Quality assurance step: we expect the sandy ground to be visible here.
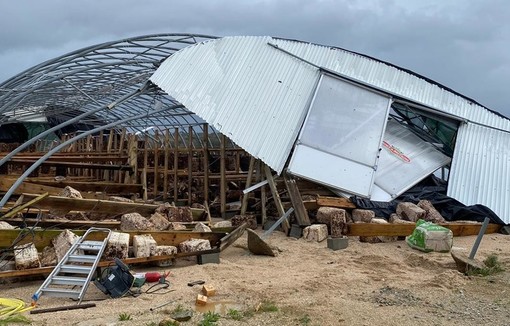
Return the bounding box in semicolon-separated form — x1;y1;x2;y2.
2;230;510;326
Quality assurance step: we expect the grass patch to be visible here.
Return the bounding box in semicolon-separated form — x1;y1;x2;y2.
118;312;132;321
227;308;244;321
299;314;312;325
198;311;220;326
0;314;32;325
468;254;505;276
158;320;179;326
258;300;278;312
171;304;184;314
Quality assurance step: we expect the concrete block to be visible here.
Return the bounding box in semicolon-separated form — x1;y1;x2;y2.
303;224;328;242
396;202;426;222
231;215;257;230
327;236;349;250
197;252;220;265
179;238;211;253
14;243;41;270
352;209;375;223
193;222;212;232
289;224;302;239
104;231;130;259
52;229;80;262
120;212;154;231
133;234;158;258
149;212;170;231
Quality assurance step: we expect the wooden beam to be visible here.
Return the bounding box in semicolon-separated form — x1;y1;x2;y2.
163;129;170;200
1;192;49;219
188;126;193;205
19;180;143;194
264;165;289;234
203;124;209;203
7;160;133;171
142;134;149;201
173;127;179;202
283;173;310;226
220;134;226;219
17;194;205;219
154;130;159;199
317;195;357;209
240;157;255;215
346;222;502;237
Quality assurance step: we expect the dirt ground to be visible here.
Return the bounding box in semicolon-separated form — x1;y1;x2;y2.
2;230;510;326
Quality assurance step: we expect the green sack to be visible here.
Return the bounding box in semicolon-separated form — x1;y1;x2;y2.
406;219;453;252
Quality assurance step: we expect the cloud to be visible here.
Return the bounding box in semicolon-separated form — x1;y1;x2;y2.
0;0;508;115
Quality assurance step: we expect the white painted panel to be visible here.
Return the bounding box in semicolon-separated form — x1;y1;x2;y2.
289;74;390;197
371;120;451;201
288;144;375;196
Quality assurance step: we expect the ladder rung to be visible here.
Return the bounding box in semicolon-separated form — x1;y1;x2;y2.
78;241;104;250
41;288;81;299
51;276;88;286
59;265;93;274
68;254;98;263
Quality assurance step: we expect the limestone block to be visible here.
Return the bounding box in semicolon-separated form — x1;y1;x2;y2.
231;215;257;230
193;222;212;232
168;222;187;231
14;243;41;270
40;246;57;267
0;221;15;229
303;224;328;242
316;207;346;226
104;232;130;259
213;220;232;228
52;229;80;262
389;213;415;224
149;212;171;231
152;245;178;256
120;212;154;231
331;213;347;238
108;196;134;203
59;186;82;198
133;234;158;258
178;238;211;253
352;209;375;223
156;203;193;222
418;200;446;223
396;202;426;222
177;207;193;222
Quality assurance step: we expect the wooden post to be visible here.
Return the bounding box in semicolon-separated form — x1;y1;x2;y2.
142;134;148;201
126;134;138;184
240;156;255;215
163;129;170;201
173;127;179;203
104;129;114;181
203;124;209;204
283;172;310;226
188;126;193;205
264;165;289;234
220;134;226;219
117;128;127;183
261;182;267;225
154;130;159;200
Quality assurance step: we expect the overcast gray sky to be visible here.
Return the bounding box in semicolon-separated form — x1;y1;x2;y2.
1;0;508;116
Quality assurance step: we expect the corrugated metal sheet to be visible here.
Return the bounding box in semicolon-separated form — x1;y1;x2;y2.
448;123;510;223
151;36;319;173
151;36;510;220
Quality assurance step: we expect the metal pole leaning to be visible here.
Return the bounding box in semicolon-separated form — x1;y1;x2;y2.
0;83;149;168
0;104;183;209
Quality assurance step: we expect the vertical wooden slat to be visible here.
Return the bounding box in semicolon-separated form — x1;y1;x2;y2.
188;126;193;205
264;164;289;234
163;129;170;201
118;128;127;183
142;134;149;201
240;156;255;215
283;172;310;226
203;124;209;204
153;130;159;200
220;134;226;219
173;127;179;203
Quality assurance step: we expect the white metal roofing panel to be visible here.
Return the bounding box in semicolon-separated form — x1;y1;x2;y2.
272;39;510;132
448;123;510;223
150;36;319;173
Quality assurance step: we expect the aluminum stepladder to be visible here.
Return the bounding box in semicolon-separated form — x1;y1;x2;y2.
32;227;112;304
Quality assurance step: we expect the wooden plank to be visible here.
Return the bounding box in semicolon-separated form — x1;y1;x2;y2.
0;228;227;251
154;130;159;199
18;194;205;219
163;129;170;200
220;134;226;219
240;157;255;215
317;195;357;209
346;222;502;237
4;217;121;229
21;180;142;194
220;222;247;251
188;126;193;205
8;160;133;171
0;178;64;196
1;192;49;219
264;165;289;234
203;124;209;203
173;127;179;202
142;134;149;201
283;173;311;226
